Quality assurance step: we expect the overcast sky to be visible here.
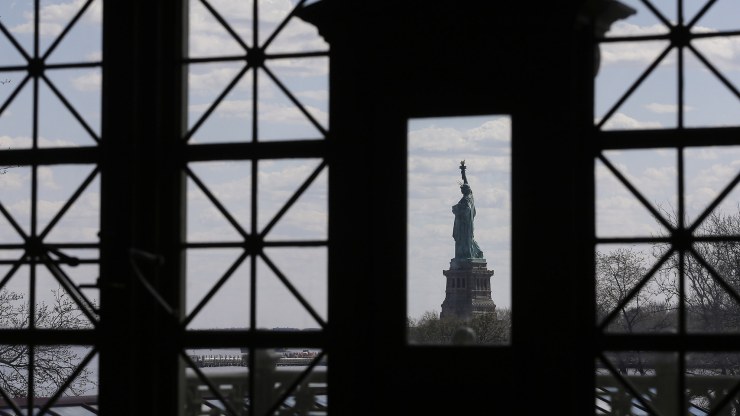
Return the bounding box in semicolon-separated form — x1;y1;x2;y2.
407;116;511;320
0;0;739;332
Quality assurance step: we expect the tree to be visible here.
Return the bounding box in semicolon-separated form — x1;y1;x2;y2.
597;210;740;412
407;309;511;345
596;247;676;336
0;287;95;398
653;210;740;333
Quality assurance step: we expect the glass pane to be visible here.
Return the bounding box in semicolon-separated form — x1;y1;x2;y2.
182;347;327;415
185;248;250;330
33;345;97;398
686;245;740;334
41;68;102;145
186;161;251;242
685;146;740;227
596;40;671;129
596;150;675;238
188;0;250;58
258;159;326;241
0;345;96;411
0;263;30;329
686;352;740;415
258;247;326;330
596;351;678;415
596;244;677;334
687;0;740;32
43;0;102;64
685;41;740;128
598;47;677;130
258;62;328;141
603;0;674;38
407;115;511;345
183;347;249;415
187;61;252;144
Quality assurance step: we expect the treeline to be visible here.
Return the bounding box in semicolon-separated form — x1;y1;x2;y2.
407;308;511;345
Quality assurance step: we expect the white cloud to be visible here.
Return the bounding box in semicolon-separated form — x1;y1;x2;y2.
465;119;511;142
188;0;327;58
10;0;101;36
409;117;511;153
37;166;58;190
71;71;100;92
260;102;327;125
0;170;24;189
189;33;245;57
0;135;78;148
644;102;694;114
189;99;328;126
85;51;101;61
600;39;670;65
189;67;243;92
409;127;466;152
690;27;740;72
600;22;740;72
296;90;327;101
188;99;240;116
267;58;329;77
606;22;669;37
687;148;719;160
600;112;663;129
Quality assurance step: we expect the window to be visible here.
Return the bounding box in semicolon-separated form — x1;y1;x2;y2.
406;115;511;346
593;0;740;413
182;1;330;414
0;1;102;413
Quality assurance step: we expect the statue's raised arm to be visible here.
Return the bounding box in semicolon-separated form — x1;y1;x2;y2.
459;160;468;185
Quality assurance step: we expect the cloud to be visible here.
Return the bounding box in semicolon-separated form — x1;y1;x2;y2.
186;160;326;242
189;99;327;126
600;22;740;72
690;27;740;72
71;71;100;92
607;22;669;37
409;118;511;153
10;0;102;37
599;112;663;129
187;0;326;58
644;103;694;114
0;135;79;148
600;40;670;66
37;166;58;190
85;51;101;61
260;102;327;125
296;90;328;101
189;67;244;92
0;170;24;190
465;119;511;142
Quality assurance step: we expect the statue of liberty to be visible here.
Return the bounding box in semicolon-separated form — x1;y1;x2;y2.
452;161;484;259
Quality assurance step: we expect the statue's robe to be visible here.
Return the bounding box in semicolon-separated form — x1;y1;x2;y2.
452;195;483;259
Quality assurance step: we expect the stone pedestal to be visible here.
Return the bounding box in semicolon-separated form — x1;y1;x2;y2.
440;258;496;321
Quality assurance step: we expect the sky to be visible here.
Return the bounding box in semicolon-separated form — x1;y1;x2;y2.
595;0;740;242
407;116;511;320
0;0;738;335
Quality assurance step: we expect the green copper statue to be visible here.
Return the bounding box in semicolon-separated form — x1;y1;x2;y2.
452;161;484;260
